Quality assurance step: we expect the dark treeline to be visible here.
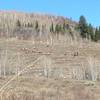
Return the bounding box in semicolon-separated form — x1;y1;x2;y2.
78;15;100;42
15;19;72;40
15;15;100;42
0;11;99;42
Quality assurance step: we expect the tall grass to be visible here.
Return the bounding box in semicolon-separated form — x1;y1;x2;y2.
72;56;98;81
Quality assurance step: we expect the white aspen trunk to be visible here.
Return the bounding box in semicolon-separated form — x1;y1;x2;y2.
3;50;7;77
87;56;98;81
43;56;48;78
16;52;20;81
44;62;48;78
0;53;2;77
50;36;53;46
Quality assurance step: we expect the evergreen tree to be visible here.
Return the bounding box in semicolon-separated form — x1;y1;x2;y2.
95;27;100;41
35;21;38;29
79;16;88;38
97;27;100;41
27;22;33;27
35;20;39;32
16;20;21;27
27;23;30;27
94;28;99;41
87;24;94;40
55;24;60;33
63;22;66;31
55;24;63;33
50;23;54;33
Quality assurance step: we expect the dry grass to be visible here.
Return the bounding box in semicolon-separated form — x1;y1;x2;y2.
0;38;100;100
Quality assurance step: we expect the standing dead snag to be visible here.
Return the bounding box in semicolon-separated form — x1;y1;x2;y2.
15;52;21;81
41;56;52;78
2;50;8;78
72;56;98;81
0;52;2;77
86;56;98;81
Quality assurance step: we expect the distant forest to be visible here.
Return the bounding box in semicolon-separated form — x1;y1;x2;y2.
0;11;99;42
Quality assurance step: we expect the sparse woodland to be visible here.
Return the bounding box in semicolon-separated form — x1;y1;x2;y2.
0;11;79;40
0;11;100;100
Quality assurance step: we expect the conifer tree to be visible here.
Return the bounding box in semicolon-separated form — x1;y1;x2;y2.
87;24;94;40
35;20;40;33
50;23;54;33
79;16;88;38
16;20;21;27
94;27;99;41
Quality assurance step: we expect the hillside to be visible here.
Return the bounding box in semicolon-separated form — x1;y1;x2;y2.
0;11;100;100
0;39;100;100
0;11;79;40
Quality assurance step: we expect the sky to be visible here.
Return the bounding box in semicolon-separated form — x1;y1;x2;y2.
0;0;100;27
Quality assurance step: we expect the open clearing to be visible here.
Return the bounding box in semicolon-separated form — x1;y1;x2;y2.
0;39;100;100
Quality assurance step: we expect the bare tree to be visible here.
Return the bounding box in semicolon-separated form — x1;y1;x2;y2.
87;56;98;81
16;52;21;81
3;50;7;77
72;56;98;81
0;52;2;77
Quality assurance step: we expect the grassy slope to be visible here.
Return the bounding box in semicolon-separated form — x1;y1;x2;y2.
0;39;100;100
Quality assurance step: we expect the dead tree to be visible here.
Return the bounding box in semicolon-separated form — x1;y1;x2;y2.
3;50;8;78
0;52;2;77
16;52;21;81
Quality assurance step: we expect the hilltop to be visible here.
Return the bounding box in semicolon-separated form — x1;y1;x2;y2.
0;11;79;40
0;11;100;100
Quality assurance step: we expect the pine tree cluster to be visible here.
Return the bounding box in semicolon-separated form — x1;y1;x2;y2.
78;15;100;42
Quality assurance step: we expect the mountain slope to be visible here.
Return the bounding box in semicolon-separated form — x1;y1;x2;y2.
0;11;79;40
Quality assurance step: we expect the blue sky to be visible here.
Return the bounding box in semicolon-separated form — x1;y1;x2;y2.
0;0;100;27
